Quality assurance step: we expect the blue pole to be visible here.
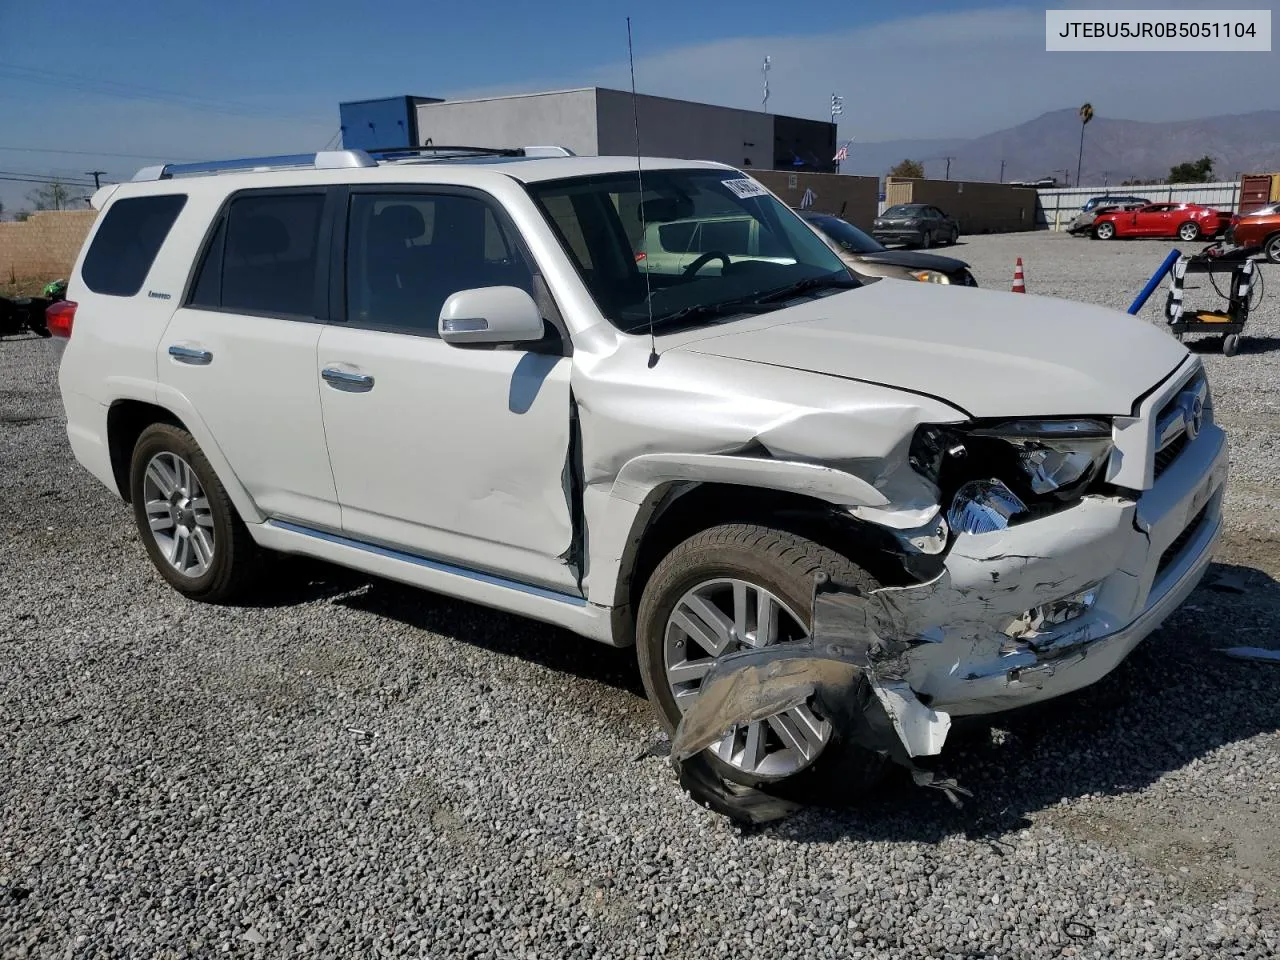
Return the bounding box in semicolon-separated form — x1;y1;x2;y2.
1128;248;1181;315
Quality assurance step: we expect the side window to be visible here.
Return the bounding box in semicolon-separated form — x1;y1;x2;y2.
187;192;324;317
699;219;751;256
223;193;324;317
81;194;187;297
345;192;536;337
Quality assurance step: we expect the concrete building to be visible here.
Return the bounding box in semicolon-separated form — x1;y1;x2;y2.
339;89;838;173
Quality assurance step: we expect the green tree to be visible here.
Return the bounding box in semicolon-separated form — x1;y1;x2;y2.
889;159;925;179
1167;156;1215;184
27;180;87;211
14;210;32;222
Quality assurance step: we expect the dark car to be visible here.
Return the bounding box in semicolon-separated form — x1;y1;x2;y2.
801;212;976;285
1081;194;1151;213
871;203;959;248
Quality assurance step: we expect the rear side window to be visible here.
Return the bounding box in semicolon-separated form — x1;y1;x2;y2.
81;195;187;297
188;191;325;318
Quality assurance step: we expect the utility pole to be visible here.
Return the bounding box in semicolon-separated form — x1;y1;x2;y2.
85;170;106;189
999;159;1006;183
1055;168;1070;187
943;156;954;180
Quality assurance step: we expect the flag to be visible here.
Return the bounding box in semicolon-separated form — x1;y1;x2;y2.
833;144;848;162
800;187;816;209
762;56;771;109
1079;102;1093;125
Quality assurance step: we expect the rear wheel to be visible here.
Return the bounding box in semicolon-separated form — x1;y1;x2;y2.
1264;233;1280;264
1223;334;1240;356
1093;222;1115;240
1178;221;1201;242
129;423;257;603
636;523;888;795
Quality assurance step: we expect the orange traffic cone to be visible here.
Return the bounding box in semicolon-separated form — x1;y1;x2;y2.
1011;257;1026;293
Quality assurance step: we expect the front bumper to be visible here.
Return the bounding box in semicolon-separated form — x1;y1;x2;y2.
873;229;926;245
878;419;1228;720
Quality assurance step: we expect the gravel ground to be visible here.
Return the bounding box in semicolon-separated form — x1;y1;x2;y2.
2;236;1278;959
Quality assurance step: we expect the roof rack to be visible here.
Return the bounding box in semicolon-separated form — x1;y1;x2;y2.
368;144;577;162
129;144;577;182
132;150;377;182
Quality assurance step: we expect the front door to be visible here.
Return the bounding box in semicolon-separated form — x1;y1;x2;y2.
316;187;579;594
1133;204;1174;236
158;187;340;529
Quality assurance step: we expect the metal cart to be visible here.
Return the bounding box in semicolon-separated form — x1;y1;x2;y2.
1164;253;1256;356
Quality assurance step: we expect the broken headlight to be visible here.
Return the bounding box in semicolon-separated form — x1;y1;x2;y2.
970;419;1113;495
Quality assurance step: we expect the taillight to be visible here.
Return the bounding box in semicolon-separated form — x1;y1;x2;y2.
46;300;77;339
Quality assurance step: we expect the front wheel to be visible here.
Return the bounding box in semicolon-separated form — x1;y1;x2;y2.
636;523;888;795
1177;221;1201;242
920;231;934;249
1093;222;1115;240
129;423;258;603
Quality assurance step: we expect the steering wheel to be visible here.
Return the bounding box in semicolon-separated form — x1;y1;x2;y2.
682;251;730;278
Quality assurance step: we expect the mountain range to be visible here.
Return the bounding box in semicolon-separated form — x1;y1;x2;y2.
845;108;1280;186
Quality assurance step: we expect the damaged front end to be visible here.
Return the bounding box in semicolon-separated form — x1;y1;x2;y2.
670;390;1229;825
670;572;967;824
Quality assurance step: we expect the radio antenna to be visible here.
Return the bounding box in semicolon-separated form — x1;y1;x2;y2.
627;16;659;368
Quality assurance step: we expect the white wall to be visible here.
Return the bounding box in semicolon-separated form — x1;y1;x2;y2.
1037;181;1243;230
415;90;600;157
594;89;774;170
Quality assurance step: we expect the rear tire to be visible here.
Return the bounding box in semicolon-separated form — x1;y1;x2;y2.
1223;334;1240;357
1178;221;1201;242
129;423;258;603
1264;233;1280;264
636;523;888;797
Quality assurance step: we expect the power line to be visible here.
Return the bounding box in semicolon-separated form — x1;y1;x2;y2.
0;63;332;126
0;145;202;161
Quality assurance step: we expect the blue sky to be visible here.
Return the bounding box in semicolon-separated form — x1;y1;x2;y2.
0;0;1276;212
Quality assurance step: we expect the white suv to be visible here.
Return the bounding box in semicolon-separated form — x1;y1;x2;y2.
55;147;1227;801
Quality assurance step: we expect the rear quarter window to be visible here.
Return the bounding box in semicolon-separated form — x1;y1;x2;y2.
80;194;188;297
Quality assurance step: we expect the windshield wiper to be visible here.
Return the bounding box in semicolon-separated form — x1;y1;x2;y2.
636;298;769;332
754;274;859;304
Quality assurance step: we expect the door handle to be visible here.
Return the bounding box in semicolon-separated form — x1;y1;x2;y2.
321;367;375;392
168;344;213;365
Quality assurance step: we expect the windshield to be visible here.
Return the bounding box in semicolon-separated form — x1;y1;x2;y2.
882;204;924;218
525;168;855;332
809;215;884;254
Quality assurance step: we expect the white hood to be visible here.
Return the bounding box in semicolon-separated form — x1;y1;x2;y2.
664;281;1187;417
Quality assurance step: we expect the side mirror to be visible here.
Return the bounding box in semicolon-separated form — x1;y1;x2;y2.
438;286;545;346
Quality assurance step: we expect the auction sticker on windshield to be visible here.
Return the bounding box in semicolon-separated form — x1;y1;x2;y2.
721;178;769;199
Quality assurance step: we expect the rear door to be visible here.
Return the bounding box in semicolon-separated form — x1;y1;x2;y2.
315;186;578;594
158;188;341;528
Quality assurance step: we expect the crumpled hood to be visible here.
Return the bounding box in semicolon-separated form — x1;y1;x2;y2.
664;281;1187;417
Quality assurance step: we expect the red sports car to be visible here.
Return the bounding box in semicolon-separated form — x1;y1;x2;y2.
1091;202;1230;242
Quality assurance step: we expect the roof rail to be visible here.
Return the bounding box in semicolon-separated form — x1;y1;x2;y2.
131;149;377;182
366;143;578;162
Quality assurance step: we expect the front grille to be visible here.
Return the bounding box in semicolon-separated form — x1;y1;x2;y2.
1154;431;1188;478
1156;504;1209;577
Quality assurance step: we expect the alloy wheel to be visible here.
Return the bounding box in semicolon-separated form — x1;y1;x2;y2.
142;452;215;578
663;577;831;779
